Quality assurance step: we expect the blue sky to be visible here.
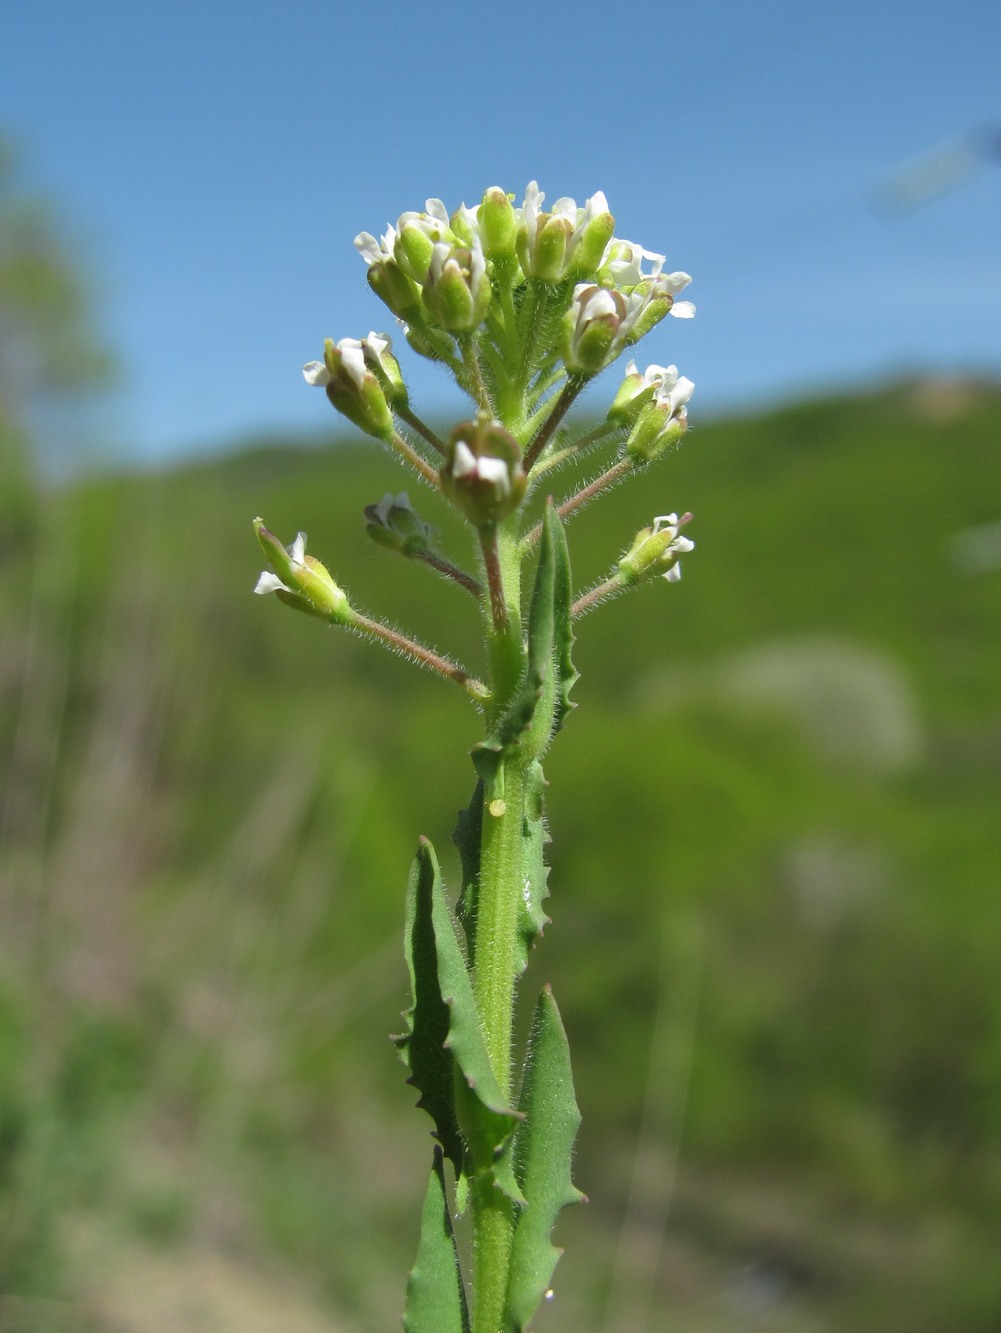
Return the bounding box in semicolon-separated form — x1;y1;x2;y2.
3;0;1000;463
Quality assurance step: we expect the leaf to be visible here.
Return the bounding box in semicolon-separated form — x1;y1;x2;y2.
396;837;522;1190
403;1148;470;1333
503;986;586;1332
472;499;571;788
396;836;464;1176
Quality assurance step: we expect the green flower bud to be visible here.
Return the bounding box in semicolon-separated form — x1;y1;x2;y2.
423;241;492;333
366;258;422;318
624;373;694;463
561;284;626;375
361;332;408;408
439;416;527;526
253;519;352;621
477;187;517;259
568;199;615;276
302;338;395;441
622;280;674;344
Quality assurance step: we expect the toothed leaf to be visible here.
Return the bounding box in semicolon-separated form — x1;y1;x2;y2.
396;837;522;1190
504;986;585;1331
403;1148;469;1333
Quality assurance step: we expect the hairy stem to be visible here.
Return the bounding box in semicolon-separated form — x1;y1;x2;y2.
396;405;447;456
348;611;488;700
389;431;441;488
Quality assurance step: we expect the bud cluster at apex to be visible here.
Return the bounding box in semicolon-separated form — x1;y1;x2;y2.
280;183;698;595
347;182;694;356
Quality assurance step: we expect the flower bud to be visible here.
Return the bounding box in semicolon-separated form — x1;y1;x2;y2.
623;371;694;462
562;283;626;374
367;258;422;318
361;332;408;408
618;513;695;585
395;199;455;282
364;492;434;557
565;191;616;277
423;240;492;332
440;416;527;526
607;360;663;426
477;186;517;259
303;338;395;441
253;520;352;621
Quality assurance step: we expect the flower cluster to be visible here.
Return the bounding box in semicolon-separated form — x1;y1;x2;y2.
263;182;699;647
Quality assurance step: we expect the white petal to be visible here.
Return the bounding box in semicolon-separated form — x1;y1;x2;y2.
669;301;696;319
653;513;679;532
289;532;307;566
339;344;368;391
302;361;331;386
477;455;510;491
452;440;478;479
254;571;286;595
672;535;695;554
354;231;383;265
665;564;683;582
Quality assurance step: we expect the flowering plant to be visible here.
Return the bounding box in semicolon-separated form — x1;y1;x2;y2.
254;183;695;1332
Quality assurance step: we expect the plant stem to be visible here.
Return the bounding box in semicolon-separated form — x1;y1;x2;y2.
470;754;528;1333
389;431;441;488
413;548;482;597
523;374;586;472
348;611;488;700
396;405;447;456
521;456;634;552
571;574;623;618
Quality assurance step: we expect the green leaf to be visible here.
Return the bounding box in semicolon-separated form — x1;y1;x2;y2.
396;836;464;1176
403;1148;470;1333
504;986;585;1332
396;837;522;1189
472;499;572;788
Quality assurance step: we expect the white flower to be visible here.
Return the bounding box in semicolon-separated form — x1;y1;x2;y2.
254;531;307;596
354;224;397;266
601;240;667;286
651;513;695;581
655;372;695;421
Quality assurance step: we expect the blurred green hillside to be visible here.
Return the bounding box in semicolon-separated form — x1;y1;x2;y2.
2;377;1001;1332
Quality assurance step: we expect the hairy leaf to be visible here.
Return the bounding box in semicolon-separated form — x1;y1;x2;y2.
403;1148;469;1333
396;837;522;1189
504;986;585;1331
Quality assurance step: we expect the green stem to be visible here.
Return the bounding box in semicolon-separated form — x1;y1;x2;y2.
396;404;447;456
523;375;586;472
388;431;441;488
470;754;528;1333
